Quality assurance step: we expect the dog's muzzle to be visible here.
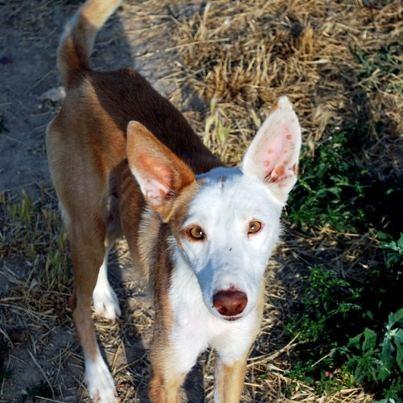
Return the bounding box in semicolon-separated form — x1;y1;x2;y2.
212;288;247;319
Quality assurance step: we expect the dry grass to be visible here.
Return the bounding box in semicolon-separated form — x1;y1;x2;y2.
1;0;402;402
164;0;402;164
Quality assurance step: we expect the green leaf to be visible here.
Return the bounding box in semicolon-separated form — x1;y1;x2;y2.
349;332;363;349
391;308;403;325
363;328;377;352
380;336;394;380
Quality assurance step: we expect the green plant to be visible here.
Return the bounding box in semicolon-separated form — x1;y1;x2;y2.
286;266;362;345
379;233;403;269
285;124;403;398
288;132;366;232
0;190;70;289
343;309;403;399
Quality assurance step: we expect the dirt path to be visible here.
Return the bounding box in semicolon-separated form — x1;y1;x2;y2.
0;1;191;402
0;0;178;195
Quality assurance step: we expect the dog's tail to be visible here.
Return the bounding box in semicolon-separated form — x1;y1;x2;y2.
57;0;122;88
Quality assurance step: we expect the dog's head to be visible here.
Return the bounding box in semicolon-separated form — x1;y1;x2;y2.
127;96;301;321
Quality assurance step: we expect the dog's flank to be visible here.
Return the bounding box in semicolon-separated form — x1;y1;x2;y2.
47;0;302;402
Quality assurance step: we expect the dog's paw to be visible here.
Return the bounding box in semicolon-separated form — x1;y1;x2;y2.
85;357;117;403
93;283;121;321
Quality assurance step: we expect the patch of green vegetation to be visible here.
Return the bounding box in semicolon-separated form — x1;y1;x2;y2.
288;132;367;232
0;190;70;289
285;121;402;398
285;257;402;399
351;44;402;93
344;310;403;395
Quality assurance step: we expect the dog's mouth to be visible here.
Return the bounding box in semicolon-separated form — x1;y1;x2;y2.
222;314;243;322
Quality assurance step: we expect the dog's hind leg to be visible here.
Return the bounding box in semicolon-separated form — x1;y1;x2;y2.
92;196;122;322
68;214;117;402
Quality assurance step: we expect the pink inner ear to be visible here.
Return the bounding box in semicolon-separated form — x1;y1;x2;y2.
155;165;176;200
259;128;295;184
261;130;288;173
137;154;174;204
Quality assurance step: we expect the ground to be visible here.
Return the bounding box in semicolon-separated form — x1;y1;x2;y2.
0;0;401;402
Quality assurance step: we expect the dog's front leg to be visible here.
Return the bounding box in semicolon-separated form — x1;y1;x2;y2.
212;289;264;403
148;322;205;403
214;353;248;403
149;367;186;403
148;344;190;403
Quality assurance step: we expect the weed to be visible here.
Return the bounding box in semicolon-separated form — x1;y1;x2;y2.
287;130;382;233
0;190;70;289
284;118;402;399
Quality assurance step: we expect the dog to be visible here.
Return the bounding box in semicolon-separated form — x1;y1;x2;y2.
46;0;302;401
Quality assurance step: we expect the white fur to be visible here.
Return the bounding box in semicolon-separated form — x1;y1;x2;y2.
93;253;121;321
175;167;281;320
85;350;116;403
58;201;71;227
164;166;282;385
168;249;260;372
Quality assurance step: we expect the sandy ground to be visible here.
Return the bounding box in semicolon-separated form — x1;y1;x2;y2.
0;1;194;402
0;0;190;192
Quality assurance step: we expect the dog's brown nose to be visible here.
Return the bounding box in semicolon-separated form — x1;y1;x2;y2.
213;289;247;317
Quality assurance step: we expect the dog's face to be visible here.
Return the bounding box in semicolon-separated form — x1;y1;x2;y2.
127;96;301;320
173;166;283;319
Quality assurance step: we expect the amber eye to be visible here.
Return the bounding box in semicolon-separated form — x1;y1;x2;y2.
187;225;206;241
248;220;262;235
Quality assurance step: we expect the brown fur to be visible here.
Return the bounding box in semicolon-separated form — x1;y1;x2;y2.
47;0;259;401
47;69;221;401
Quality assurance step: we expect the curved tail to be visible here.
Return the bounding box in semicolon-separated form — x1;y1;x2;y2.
57;0;122;88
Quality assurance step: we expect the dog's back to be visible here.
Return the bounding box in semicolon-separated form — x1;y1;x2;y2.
50;0;220;177
46;0;222;275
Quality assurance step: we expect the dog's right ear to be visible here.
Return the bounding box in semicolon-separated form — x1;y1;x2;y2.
126;121;196;222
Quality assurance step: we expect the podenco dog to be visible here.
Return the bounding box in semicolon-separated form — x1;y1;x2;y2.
46;0;301;401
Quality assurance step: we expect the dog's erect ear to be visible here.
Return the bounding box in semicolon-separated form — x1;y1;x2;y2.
126;121;196;222
241;96;301;205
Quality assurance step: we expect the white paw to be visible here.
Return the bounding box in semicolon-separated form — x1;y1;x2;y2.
85;357;117;403
93;283;121;321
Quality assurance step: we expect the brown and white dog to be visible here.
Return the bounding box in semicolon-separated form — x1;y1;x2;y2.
46;0;302;401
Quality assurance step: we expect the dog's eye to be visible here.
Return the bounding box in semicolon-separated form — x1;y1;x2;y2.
248;220;262;235
187;225;206;241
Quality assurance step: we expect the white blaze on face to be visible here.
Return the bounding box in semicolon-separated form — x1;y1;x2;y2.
176;167;282;317
175;96;301;318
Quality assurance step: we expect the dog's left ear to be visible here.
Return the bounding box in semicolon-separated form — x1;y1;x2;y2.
126;121;196;222
241;96;301;205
